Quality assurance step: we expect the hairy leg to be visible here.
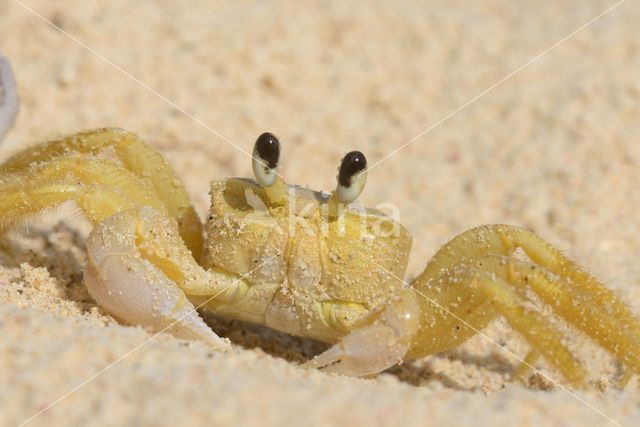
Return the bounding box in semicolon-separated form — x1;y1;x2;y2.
0;128;203;259
417;225;639;340
476;269;587;385
0;156;164;228
410;246;640;384
410;256;588;384
504;258;640;376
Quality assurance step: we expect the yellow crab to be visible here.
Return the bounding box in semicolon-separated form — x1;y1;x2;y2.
1;128;639;385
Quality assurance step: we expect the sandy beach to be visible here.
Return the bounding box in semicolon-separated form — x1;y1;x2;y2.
1;1;640;425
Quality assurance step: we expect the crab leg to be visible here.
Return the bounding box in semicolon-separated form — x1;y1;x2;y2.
407;257;586;383
409;250;640;384
0;156;165;229
418;225;640;340
0;128;203;259
474;270;587;384
301;288;420;377
504;258;640;376
409;225;640;377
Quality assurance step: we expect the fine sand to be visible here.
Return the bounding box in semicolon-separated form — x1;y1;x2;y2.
1;1;640;426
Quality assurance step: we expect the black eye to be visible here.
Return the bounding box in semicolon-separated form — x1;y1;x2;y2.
338;151;367;187
336;150;367;203
252;132;281;186
254;132;280;169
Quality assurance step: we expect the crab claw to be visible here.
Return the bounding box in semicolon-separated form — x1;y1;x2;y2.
85;207;229;350
302;288;420;377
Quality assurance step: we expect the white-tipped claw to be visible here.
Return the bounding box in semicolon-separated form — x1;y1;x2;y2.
85;208;229;350
301;324;409;376
301;288;419;376
0;53;19;142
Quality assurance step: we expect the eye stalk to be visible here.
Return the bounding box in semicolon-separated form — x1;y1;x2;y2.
336;150;367;204
252;132;286;205
252;132;280;186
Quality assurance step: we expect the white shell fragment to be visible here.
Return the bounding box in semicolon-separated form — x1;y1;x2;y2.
0;53;19;142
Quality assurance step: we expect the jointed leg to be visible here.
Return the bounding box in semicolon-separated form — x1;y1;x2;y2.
410;236;640;384
506;259;640;376
476;267;587;384
513;350;541;380
0;150;247;347
410;256;588;384
410;225;640;380
0;128;203;259
406;282;496;358
418;225;640;341
0;156;165;228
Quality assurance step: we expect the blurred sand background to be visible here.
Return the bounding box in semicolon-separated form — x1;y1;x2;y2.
1;0;640;425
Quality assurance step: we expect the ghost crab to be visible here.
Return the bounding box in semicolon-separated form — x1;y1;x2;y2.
1;128;639;386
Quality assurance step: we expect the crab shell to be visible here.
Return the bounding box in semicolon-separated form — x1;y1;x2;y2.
199;178;412;343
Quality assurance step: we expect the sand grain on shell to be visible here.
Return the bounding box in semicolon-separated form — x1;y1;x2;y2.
1;1;640;426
